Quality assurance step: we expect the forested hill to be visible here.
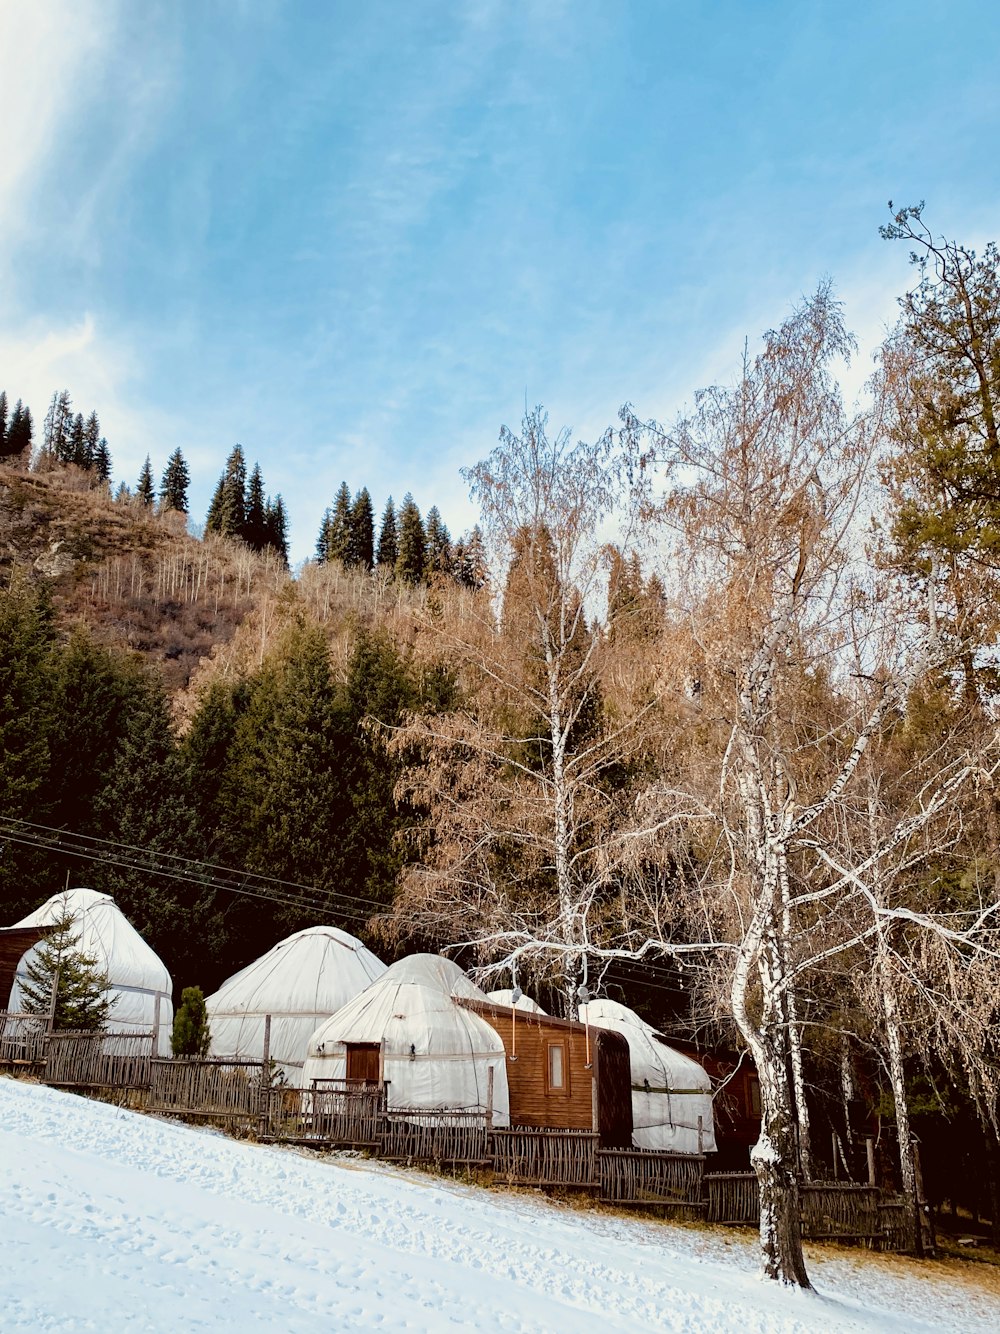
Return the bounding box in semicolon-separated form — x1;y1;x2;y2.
0;457;467;994
0;463;285;691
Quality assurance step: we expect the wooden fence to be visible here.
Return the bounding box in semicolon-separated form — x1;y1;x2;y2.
381;1110;491;1166
0;1011;47;1067
598;1147;705;1208
264;1080;388;1147
146;1058;268;1128
492;1128;599;1187
45;1031;153;1090
706;1172;914;1250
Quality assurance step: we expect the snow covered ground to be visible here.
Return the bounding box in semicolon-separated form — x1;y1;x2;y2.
1;1078;996;1333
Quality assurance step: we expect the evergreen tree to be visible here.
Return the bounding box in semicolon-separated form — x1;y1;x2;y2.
243;463;268;550
316;508;332;562
0;576;55;822
93;438;112;484
18;902;114;1032
11;403;33;460
68;412;86;466
376;496;398;570
171;986;212;1057
114;480;131;503
264;495;289;565
92;669;198;964
322;482;352;564
44;629;134;838
205;445;247;538
395;493;425;583
42;390;72;465
159;447;189;512
349;487;375;569
83;412;100;468
454;525;487;590
136;455;155;506
424;505;452;577
0;389;7;451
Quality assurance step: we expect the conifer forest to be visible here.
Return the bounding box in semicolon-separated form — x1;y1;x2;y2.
3;207;1000;1274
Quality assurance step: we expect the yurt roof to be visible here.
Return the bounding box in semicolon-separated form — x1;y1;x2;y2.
12;888;171;995
579;998;710;1092
206;925;386;1019
486;988;546;1014
307;954;501;1057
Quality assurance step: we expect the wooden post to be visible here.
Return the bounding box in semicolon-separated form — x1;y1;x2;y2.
912;1138;936;1257
698;1115;704;1156
866;1136;876;1187
258;1014;272;1137
485;1065;494;1129
152;992;162;1058
832;1131;838;1179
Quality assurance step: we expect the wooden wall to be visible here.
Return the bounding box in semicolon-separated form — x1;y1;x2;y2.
460;999;631;1146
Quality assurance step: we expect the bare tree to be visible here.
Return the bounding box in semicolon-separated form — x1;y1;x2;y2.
387;408;648;1014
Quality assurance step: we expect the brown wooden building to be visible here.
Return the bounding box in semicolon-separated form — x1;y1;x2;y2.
458;998;633;1147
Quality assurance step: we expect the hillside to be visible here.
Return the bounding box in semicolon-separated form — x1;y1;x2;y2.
2;1077;996;1332
0;463;294;691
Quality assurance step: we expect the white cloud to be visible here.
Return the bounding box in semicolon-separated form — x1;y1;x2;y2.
0;2;116;257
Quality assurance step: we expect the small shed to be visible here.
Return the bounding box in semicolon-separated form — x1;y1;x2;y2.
579;998;716;1154
8;888;173;1055
205;925;387;1085
301;954;511;1126
458;997;633;1148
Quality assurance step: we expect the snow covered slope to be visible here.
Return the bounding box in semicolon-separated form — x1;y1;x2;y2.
0;1078;994;1332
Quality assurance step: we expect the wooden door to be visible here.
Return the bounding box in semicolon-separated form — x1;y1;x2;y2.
345;1042;381;1084
595;1029;633;1148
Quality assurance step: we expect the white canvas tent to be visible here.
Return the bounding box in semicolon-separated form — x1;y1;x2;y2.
302;954;510;1126
579;998;716;1154
205;926;387;1084
486;988;546;1014
8;888;173;1056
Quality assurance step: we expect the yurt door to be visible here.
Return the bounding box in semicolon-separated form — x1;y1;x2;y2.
595;1030;633;1148
345;1042;381;1085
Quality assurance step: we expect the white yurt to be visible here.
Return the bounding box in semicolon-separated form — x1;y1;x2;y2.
9;887;173;1055
205;925;387;1084
579;998;716;1154
302;953;511;1125
486;988;547;1014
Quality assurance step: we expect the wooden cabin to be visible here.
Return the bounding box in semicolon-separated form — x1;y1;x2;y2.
458;998;633;1147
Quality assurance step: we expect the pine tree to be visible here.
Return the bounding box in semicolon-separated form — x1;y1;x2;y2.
454;525;488;590
5;403;33;463
159;447;189;512
205;445;247;538
136;455;155;506
424;505;452;577
264;495;289;565
322;482;352;564
82;412;100;469
92;669;197;961
243;463;268;550
171;986;211;1057
18;902;114;1031
395;493;425;584
0;390;7;451
93;438;112;484
42;390;72;465
376;496;398;570
68;412;86;466
349;487;375;569
316;508;332;562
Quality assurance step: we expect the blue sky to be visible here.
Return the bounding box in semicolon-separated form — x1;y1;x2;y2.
2;0;999;563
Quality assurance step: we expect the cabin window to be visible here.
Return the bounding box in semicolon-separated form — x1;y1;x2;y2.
345;1042;381;1084
546;1041;568;1092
